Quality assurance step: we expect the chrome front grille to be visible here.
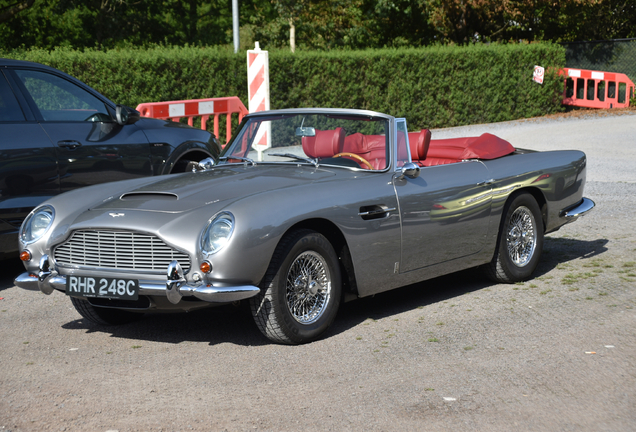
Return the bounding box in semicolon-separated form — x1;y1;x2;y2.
54;230;190;272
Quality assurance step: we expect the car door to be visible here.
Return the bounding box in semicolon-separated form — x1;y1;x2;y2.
393;119;493;272
0;70;60;254
9;68;153;192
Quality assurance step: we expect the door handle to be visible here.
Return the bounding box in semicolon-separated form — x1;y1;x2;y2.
358;205;396;220
477;179;495;186
57;140;82;150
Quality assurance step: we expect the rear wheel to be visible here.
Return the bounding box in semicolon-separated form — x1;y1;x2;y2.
486;193;544;283
250;229;342;344
70;296;144;325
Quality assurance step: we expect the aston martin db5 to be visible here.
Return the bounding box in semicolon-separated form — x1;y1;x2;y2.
14;108;594;344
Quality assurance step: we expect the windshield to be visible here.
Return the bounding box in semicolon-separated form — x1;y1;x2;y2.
221;113;390;170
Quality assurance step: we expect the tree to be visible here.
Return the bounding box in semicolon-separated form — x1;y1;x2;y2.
0;0;35;24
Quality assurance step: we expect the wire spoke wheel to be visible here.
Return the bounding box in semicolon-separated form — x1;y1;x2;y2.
286;251;331;324
506;206;537;267
485;193;544;283
250;229;342;344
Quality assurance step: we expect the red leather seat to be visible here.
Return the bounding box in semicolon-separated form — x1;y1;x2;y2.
302;128;345;158
408;129;431;166
342;133;387;169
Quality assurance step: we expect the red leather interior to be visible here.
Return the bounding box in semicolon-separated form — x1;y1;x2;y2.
302;128;513;169
302;127;345;158
342;133;387;169
408;129;431;165
418;133;514;167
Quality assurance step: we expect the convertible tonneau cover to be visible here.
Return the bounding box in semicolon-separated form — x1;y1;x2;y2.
408;130;516;167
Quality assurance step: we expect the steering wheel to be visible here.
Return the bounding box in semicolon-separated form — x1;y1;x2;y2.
332;152;373;170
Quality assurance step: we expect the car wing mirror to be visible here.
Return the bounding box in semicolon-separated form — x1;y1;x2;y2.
116;105;141;126
396;162;420;180
194;157;216;172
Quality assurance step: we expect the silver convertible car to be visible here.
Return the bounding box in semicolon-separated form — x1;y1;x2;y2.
14;108;594;344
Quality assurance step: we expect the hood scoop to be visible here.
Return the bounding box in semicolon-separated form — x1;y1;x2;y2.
120;192;178;201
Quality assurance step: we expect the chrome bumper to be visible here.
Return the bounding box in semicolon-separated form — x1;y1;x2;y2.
562;197;595;219
14;256;260;305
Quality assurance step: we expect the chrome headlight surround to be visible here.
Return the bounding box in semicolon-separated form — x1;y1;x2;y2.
19;205;55;245
200;212;235;256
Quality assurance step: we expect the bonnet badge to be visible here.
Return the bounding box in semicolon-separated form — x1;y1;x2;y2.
109;212;125;217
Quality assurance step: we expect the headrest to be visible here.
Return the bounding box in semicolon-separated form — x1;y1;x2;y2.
302;128;345;158
408;129;431;161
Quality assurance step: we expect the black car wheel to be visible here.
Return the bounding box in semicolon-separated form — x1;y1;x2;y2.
486;192;544;283
250;229;342;344
70;296;144;325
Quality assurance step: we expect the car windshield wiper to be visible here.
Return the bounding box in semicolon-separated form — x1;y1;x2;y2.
269;153;318;167
218;156;256;166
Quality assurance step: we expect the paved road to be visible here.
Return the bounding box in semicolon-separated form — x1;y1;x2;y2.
1;111;635;431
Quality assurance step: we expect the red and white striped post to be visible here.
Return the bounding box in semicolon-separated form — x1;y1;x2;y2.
247;42;271;160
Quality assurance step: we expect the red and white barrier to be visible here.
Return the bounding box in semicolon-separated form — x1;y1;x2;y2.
247;42;271;159
136;96;248;146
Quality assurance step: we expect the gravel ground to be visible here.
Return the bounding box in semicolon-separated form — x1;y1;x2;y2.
1;111;635;432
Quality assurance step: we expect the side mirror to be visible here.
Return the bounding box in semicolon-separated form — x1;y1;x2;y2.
194;157;216;172
396;162;420;180
116;105;140;126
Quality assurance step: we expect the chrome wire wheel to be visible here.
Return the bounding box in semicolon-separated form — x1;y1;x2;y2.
285;251;332;325
506;206;537;267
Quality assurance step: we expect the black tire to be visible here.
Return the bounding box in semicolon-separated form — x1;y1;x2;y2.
250;229;342;345
485;193;544;283
70;296;144;326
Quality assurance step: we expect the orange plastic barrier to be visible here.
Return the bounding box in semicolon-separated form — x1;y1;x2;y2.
561;68;635;109
136;97;249;145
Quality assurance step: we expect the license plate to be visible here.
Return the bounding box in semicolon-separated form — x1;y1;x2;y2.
66;276;139;300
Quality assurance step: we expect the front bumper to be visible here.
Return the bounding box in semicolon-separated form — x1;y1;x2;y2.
14;255;260;305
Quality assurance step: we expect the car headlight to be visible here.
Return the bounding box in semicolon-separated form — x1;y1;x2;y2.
200;212;234;255
20;205;55;244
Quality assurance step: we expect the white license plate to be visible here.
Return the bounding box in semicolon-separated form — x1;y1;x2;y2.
66;276;139;300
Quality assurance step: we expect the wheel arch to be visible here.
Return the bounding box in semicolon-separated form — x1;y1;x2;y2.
283;218;359;300
509;186;547;232
164;141;215;174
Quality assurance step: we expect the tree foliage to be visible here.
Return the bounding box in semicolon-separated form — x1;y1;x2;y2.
0;0;634;51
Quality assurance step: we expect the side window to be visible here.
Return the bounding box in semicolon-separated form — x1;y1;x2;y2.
14;69;110;122
0;74;26;121
395;119;410;168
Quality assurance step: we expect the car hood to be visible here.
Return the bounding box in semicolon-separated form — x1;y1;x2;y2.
91;164;337;213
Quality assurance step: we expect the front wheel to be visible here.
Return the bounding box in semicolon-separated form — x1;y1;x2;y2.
485;193;544;283
250;229;342;344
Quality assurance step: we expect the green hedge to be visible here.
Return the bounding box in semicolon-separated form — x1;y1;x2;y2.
2;43;565;129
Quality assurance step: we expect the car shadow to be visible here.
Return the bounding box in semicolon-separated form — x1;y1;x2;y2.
326;236;609;340
60;237;608;346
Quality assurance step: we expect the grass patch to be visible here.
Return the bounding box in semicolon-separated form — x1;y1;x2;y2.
428;338;439;342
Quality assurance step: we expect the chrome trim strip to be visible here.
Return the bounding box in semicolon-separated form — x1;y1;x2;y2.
562;197;595;219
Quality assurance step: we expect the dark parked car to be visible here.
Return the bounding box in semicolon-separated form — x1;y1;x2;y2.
0;59;220;258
